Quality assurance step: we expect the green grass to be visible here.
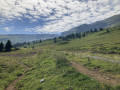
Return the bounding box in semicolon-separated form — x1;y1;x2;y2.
0;48;37;90
55;26;120;53
0;56;24;90
16;50;113;90
1;26;120;90
20;25;120;81
31;26;120;54
67;53;120;75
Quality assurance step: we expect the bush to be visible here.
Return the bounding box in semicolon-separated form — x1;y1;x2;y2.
14;48;20;51
55;54;69;68
16;72;22;76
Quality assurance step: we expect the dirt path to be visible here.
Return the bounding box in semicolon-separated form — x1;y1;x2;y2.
67;51;120;63
52;50;120;63
71;61;120;86
83;55;120;63
5;60;30;90
0;52;37;58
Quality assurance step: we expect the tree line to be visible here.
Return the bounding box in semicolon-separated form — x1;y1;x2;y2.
10;27;108;48
0;40;12;52
53;28;105;43
13;39;42;48
15;28;105;46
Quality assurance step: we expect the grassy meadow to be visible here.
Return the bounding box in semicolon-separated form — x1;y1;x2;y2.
0;26;120;90
16;50;114;90
32;26;120;54
55;26;120;53
0;55;24;90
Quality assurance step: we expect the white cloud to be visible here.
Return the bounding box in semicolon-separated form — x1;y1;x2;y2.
4;27;14;32
114;5;120;11
0;0;120;34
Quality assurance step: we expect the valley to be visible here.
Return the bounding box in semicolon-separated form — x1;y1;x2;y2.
0;25;120;90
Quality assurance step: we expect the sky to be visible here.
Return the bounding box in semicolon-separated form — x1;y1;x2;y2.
0;0;120;34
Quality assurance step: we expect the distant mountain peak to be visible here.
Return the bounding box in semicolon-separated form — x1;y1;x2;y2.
61;14;120;36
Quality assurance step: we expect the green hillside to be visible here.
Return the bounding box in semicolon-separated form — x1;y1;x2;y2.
57;26;120;54
62;14;120;36
1;26;120;90
34;26;120;54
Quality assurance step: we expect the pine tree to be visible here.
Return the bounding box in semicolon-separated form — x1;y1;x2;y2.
59;36;62;39
75;33;81;39
0;42;4;52
82;32;86;37
75;33;79;38
71;34;75;39
78;33;81;39
107;29;110;33
90;29;93;33
53;38;57;43
99;28;103;31
5;40;12;52
94;29;98;32
39;40;42;43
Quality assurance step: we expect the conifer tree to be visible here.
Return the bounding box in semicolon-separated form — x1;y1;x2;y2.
5;40;12;52
78;33;81;39
82;32;86;37
99;28;103;31
107;29;110;33
94;29;98;32
39;40;42;43
53;38;57;43
0;42;4;52
75;33;79;38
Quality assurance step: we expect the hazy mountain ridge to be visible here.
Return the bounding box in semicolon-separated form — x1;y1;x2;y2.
1;14;120;44
0;34;58;44
61;14;120;36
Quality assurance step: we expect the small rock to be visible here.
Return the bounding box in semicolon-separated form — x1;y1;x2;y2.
106;78;110;80
40;78;45;83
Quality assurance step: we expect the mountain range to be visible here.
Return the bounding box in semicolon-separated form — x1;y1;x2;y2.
61;14;120;36
0;34;58;44
0;14;120;44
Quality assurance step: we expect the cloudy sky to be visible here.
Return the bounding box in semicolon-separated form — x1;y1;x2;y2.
0;0;120;34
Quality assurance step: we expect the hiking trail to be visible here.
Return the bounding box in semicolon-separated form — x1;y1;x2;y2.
71;61;120;86
5;60;30;90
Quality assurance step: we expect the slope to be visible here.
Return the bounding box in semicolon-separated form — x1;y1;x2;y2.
56;26;120;54
62;14;120;36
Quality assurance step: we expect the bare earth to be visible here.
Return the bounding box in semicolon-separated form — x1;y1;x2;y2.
5;60;30;90
71;61;120;86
